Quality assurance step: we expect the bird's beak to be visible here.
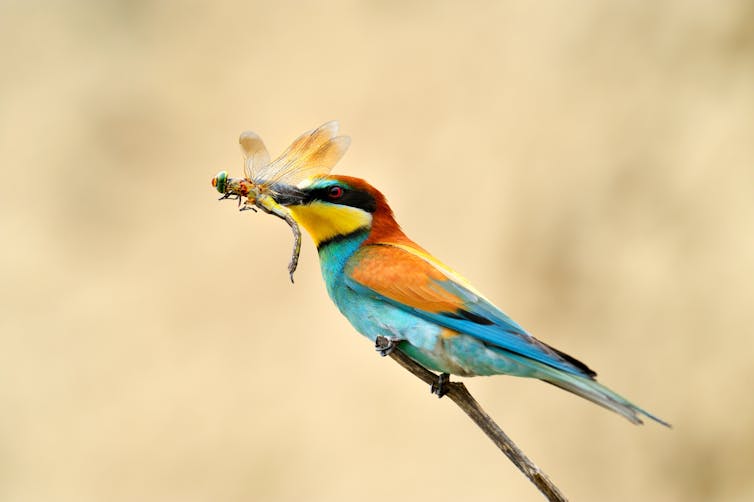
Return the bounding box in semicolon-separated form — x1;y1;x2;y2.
271;183;306;207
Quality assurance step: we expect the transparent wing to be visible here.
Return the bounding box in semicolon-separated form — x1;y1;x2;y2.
257;121;351;185
239;131;271;180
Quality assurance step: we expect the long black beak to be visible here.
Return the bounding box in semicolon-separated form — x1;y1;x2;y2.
270;183;307;207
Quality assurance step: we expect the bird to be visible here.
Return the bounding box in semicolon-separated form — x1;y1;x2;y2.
271;173;668;427
216;122;668;426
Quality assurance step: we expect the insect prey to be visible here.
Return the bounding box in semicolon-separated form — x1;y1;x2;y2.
211;121;351;282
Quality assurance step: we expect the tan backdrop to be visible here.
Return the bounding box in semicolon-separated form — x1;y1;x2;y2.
1;1;753;501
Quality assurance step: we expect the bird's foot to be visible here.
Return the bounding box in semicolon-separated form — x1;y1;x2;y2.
431;373;451;398
375;336;401;357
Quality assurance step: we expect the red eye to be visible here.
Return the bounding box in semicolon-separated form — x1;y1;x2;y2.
328;186;344;199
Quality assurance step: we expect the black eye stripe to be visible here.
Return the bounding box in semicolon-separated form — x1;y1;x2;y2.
306;185;377;213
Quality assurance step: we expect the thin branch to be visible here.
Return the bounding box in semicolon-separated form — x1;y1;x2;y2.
378;337;568;502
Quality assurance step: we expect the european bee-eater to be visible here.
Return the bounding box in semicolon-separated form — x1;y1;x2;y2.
213;122;667;426
270;174;668;427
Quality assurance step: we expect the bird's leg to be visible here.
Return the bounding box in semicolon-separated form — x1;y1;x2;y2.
375;335;450;396
375;335;402;357
431;373;451;398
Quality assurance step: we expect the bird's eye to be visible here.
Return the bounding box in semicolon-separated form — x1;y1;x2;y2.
328;186;344;199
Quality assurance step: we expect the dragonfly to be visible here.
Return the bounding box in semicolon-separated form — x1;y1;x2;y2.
211;121;351;282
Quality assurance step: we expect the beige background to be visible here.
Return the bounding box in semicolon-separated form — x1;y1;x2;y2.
2;1;753;501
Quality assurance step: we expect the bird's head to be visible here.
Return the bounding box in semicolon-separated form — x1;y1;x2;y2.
275;175;405;249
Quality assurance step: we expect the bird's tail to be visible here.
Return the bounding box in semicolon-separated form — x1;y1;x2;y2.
534;364;670;427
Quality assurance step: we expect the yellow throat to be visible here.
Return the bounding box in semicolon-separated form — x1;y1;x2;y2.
288;202;372;247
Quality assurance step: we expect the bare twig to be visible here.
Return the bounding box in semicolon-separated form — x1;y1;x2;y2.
378;337;568;502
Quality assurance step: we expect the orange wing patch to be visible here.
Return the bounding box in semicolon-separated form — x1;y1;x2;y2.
346;245;465;314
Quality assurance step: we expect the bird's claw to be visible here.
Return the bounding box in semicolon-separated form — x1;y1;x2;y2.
375;336;400;357
431;373;451;398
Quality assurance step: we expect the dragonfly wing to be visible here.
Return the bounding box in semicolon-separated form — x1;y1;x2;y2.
277;135;351;184
274;121;339;167
239;131;271;180
260;121;350;185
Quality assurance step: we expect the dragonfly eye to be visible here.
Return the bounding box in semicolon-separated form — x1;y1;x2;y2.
212;171;228;193
328;186;344;199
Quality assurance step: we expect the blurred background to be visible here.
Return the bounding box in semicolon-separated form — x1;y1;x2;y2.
1;1;753;501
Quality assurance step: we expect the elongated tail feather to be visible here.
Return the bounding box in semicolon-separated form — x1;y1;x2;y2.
536;368;671;427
